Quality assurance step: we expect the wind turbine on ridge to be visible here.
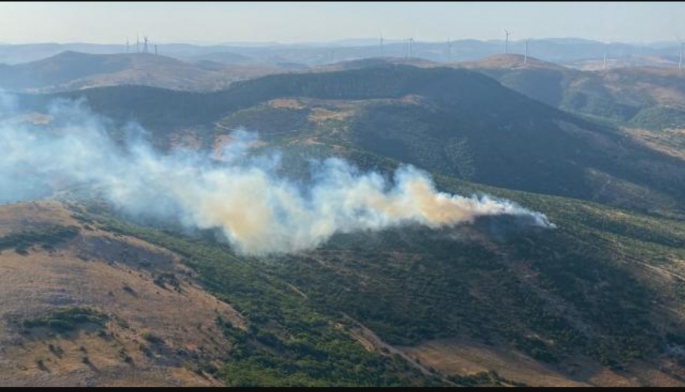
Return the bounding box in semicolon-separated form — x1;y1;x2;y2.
504;29;512;54
603;42;610;71
447;37;454;62
676;36;684;71
406;37;414;58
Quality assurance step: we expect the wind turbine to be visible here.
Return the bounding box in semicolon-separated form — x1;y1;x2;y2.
603;42;609;70
379;33;384;57
126;38;129;54
504;29;512;54
144;36;149;53
676;36;684;70
524;39;530;64
446;37;454;62
406;37;414;58
136;35;140;53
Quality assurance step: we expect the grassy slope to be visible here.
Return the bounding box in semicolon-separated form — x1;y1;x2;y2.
0;202;245;386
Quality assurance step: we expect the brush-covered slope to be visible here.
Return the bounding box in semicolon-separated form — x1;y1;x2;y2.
5;68;685;385
459;54;578;109
0;200;435;387
463;55;685;131
60;153;685;387
0;51;287;93
22;64;685;215
4;161;681;386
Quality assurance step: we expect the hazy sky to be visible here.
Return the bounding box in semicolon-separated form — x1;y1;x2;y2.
0;2;682;45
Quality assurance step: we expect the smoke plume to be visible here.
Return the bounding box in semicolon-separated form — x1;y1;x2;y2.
0;94;555;255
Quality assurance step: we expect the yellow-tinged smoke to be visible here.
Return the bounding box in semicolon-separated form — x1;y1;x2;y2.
142;152;554;255
0;97;555;256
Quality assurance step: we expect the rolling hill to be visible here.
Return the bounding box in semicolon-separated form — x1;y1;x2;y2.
5;63;685;386
2;160;684;386
0;200;436;387
460;54;685;132
0;51;291;93
186;51;254;65
0;201;241;386
19;64;685;216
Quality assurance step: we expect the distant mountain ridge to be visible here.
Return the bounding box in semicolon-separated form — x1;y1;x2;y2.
1;38;684;68
0;51;293;93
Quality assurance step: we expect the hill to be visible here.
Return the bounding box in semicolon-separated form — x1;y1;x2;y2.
4;65;685;386
0;200;437;387
5;162;684;386
460;53;568;71
0;201;440;386
20;65;685;216
461;55;685;132
0;201;242;386
0;51;290;93
187;51;254;65
315;57;440;72
2;150;685;386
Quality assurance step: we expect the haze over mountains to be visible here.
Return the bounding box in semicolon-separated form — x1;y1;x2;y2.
2;36;685;97
1;38;684;68
2;35;685;387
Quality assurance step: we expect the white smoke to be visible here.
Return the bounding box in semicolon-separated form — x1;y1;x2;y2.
0;95;555;256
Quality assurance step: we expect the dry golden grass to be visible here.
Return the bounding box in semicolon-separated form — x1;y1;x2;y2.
623;127;685;162
400;338;589;387
0;201;245;386
307;107;354;125
0;201;79;236
268;98;304;110
400;339;685;387
623;361;685;387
